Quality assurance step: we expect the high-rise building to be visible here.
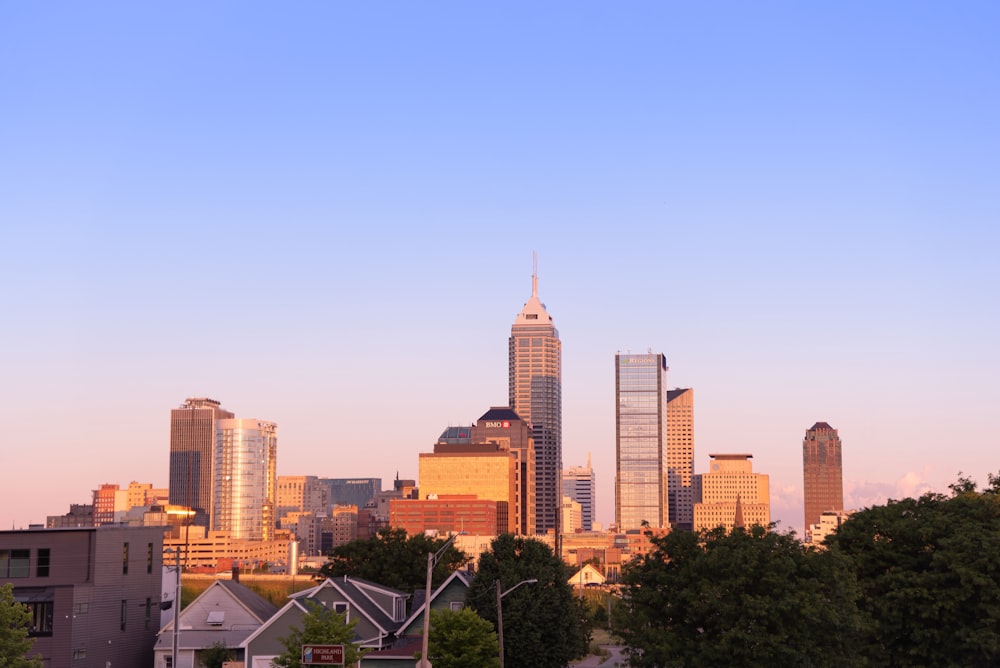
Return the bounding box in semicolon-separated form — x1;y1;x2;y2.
213;418;278;541
802;422;844;542
563;454;596;531
666;388;695;530
276;475;330;525
693;454;770;532
317;478;381;510
169;397;234;527
509;267;561;535
615;352;669;530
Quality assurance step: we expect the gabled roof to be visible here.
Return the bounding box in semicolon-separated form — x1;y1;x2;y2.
289;576;409;638
217;579;281;623
397;569;474;636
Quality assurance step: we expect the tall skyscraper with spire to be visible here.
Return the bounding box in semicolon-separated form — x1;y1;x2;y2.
510;260;562;535
802;421;844;542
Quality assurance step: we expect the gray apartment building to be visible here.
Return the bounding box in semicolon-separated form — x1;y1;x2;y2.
0;525;165;667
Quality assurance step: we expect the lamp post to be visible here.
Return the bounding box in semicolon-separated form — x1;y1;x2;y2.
417;533;462;668
496;578;538;668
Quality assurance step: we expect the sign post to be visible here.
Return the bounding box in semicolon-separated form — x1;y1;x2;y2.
302;644;345;666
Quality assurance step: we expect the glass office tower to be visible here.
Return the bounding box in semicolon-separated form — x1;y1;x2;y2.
615;353;668;529
213;418;278;541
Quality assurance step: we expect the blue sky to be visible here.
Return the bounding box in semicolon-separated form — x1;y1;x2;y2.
2;2;998;535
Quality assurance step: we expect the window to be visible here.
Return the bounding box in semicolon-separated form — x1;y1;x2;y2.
120;599;127;631
36;548;50;577
0;550;30;577
147;543;154;574
74;602;89;614
145;598;152;630
122;543;129;575
449;601;465;611
73;649;87;660
26;601;53;636
333;602;348;618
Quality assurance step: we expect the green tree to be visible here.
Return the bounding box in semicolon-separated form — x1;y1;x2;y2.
467;535;589;668
831;478;1000;667
317;527;467;593
0;583;42;668
617;526;863;668
198;641;234;668
426;608;501;668
272;600;364;668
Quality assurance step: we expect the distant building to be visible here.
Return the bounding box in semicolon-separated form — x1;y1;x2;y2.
46;504;93;528
563;454;596;531
615;352;669;530
318;477;381;510
803;422;844;543
92;483;127;525
693;454;770;532
510;266;562;535
561;495;583;534
276;475;330;524
0;526;164;668
213;418;278;541
666;388;695;530
390;495;500;536
807;509;853;546
169;397;234;528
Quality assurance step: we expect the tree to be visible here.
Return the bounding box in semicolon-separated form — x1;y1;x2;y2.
317;527;467;593
198;641;234;668
426;608;501;668
616;526;863;668
272;600;364;668
467;535;589;668
831;478;1000;667
0;583;42;668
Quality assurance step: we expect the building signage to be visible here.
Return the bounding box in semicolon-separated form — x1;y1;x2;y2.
484;420;511;429
302;644;344;665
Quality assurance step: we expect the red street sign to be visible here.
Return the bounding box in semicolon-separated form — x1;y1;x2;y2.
302;644;345;665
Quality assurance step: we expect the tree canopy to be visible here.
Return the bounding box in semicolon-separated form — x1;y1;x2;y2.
616;525;863;668
466;534;589;668
427;608;501;668
317;527;467;593
272;600;364;668
0;583;41;668
831;475;1000;667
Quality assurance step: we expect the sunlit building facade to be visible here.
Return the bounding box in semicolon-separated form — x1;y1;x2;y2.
615;352;669;530
213;418;278;541
666;388;695;530
693;454;770;532
169;398;234;528
510;269;561;535
803;422;844;542
563;454;596;531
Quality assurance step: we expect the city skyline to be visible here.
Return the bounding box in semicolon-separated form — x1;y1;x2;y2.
3;3;999;537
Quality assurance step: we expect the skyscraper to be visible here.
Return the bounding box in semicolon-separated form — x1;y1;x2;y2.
563;454;596;531
615;352;669;530
169;397;234;527
509;267;561;535
693;454;770;532
213;418;278;541
802;421;844;542
666;388;695;530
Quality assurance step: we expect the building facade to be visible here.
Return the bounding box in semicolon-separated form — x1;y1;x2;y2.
693;454;770;532
509;269;562;535
666;388;695;530
213;418;278;541
563;454;596;531
802;421;844;542
169;397;234;528
615;352;669;530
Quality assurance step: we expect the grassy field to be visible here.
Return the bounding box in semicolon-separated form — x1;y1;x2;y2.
181;574;319;608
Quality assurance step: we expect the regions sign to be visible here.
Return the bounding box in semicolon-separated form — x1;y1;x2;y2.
302;644;344;665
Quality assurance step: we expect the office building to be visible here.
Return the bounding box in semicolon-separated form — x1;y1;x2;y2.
693;454;770;532
803;422;844;542
213;418;278;541
276;475;330;524
318;478;381;510
615;352;669;530
510;267;562;535
666;388;695;530
169;398;234;527
563;454;596;531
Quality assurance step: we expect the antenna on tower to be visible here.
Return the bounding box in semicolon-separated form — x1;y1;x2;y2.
531;251;539;297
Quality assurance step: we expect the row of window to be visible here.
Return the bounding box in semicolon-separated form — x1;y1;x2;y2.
0;549;48;578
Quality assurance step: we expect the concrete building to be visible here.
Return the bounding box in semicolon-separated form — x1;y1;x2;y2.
46;504;93;528
509;265;562;535
389;495;500;536
0;526;164;668
276;475;330;525
807;509;853;547
561;495;583;534
615;352;669;530
803;421;844;543
318;477;382;510
693;454;770;532
666;388;695;530
563;454;596;531
213;418;278;541
162;526;294;571
169;398;234;528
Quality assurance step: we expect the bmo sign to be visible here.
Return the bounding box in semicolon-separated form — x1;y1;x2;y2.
484;420;511;429
302;644;344;665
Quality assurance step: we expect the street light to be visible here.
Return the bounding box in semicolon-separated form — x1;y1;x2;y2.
496;578;538;668
417;533;463;668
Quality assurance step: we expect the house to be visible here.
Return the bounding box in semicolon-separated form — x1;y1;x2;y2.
154;578;278;668
0;526;164;668
567;563;606;588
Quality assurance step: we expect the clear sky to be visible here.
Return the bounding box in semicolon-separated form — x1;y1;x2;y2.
2;2;998;536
